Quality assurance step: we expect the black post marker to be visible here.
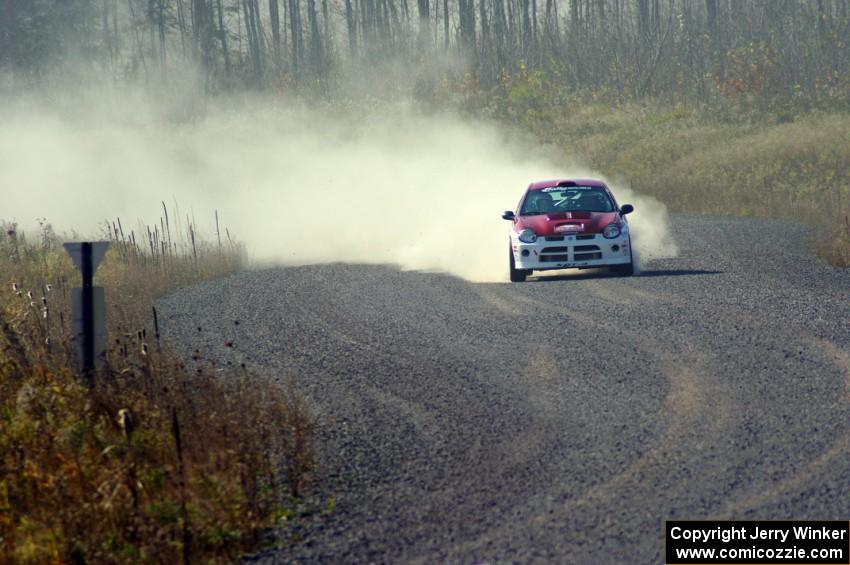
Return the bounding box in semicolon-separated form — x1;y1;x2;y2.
64;241;109;384
81;242;95;383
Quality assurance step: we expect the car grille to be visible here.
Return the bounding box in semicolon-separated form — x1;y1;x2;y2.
576;234;596;240
537;242;603;263
574;252;603;260
544;236;564;242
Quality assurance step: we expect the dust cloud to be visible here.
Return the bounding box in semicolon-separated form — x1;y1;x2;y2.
0;85;676;281
602;181;680;271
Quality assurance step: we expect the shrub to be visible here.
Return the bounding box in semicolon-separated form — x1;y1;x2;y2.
0;213;313;563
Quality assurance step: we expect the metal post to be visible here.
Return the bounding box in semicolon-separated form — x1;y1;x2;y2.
64;241;109;385
81;242;95;381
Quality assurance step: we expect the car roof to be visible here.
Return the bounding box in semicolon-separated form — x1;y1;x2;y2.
527;178;608;190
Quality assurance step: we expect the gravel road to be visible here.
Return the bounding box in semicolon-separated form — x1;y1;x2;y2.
159;215;850;564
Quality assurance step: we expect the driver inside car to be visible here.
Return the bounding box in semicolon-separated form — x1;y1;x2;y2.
530;193;555;214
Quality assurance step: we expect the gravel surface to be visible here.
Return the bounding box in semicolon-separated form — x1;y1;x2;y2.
159;215;850;564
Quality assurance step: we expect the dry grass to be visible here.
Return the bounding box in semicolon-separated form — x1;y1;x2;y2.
0;212;313;563
817;216;850;267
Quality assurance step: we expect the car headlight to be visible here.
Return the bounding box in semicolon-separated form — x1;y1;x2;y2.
603;224;621;239
518;228;537;243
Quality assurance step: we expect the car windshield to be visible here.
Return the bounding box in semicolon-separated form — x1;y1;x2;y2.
520;186;615;215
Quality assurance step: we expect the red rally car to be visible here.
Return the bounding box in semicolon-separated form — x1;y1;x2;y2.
502;179;635;282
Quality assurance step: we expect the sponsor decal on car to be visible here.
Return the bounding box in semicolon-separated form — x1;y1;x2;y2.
555;224;582;233
542;186;595;192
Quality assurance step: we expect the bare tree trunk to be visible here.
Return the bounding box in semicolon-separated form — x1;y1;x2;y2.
176;0;188;59
417;0;430;48
236;0;243;64
157;0;166;78
479;0;489;49
307;0;322;72
252;0;265;79
102;0;113;68
113;0;121;60
192;0;206;64
493;0;505;60
0;0;8;67
216;0;231;75
434;0;439;45
637;0;649;38
243;0;264;83
652;0;661;34
531;0;538;58
128;0;150;76
345;0;357;56
521;0;531;55
322;0;330;48
270;0;282;67
443;0;449;48
148;0;157;65
289;0;303;77
458;0;476;55
705;0;717;34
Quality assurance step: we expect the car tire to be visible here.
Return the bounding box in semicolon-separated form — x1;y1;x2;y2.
509;247;529;282
612;243;634;276
612;262;634;276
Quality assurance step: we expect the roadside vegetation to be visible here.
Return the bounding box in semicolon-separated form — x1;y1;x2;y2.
0;213;313;563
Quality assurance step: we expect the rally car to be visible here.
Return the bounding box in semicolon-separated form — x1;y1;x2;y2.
502;179;634;282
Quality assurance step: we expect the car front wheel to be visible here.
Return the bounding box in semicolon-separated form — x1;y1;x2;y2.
612;244;635;276
612;262;634;276
509;247;530;282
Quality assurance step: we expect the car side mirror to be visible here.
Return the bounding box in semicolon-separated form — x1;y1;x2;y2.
502;211;516;221
619;204;634;216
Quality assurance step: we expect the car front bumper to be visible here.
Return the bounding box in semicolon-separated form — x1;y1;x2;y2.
511;232;632;271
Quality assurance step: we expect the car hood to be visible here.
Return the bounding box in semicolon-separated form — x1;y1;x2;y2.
516;211;620;236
